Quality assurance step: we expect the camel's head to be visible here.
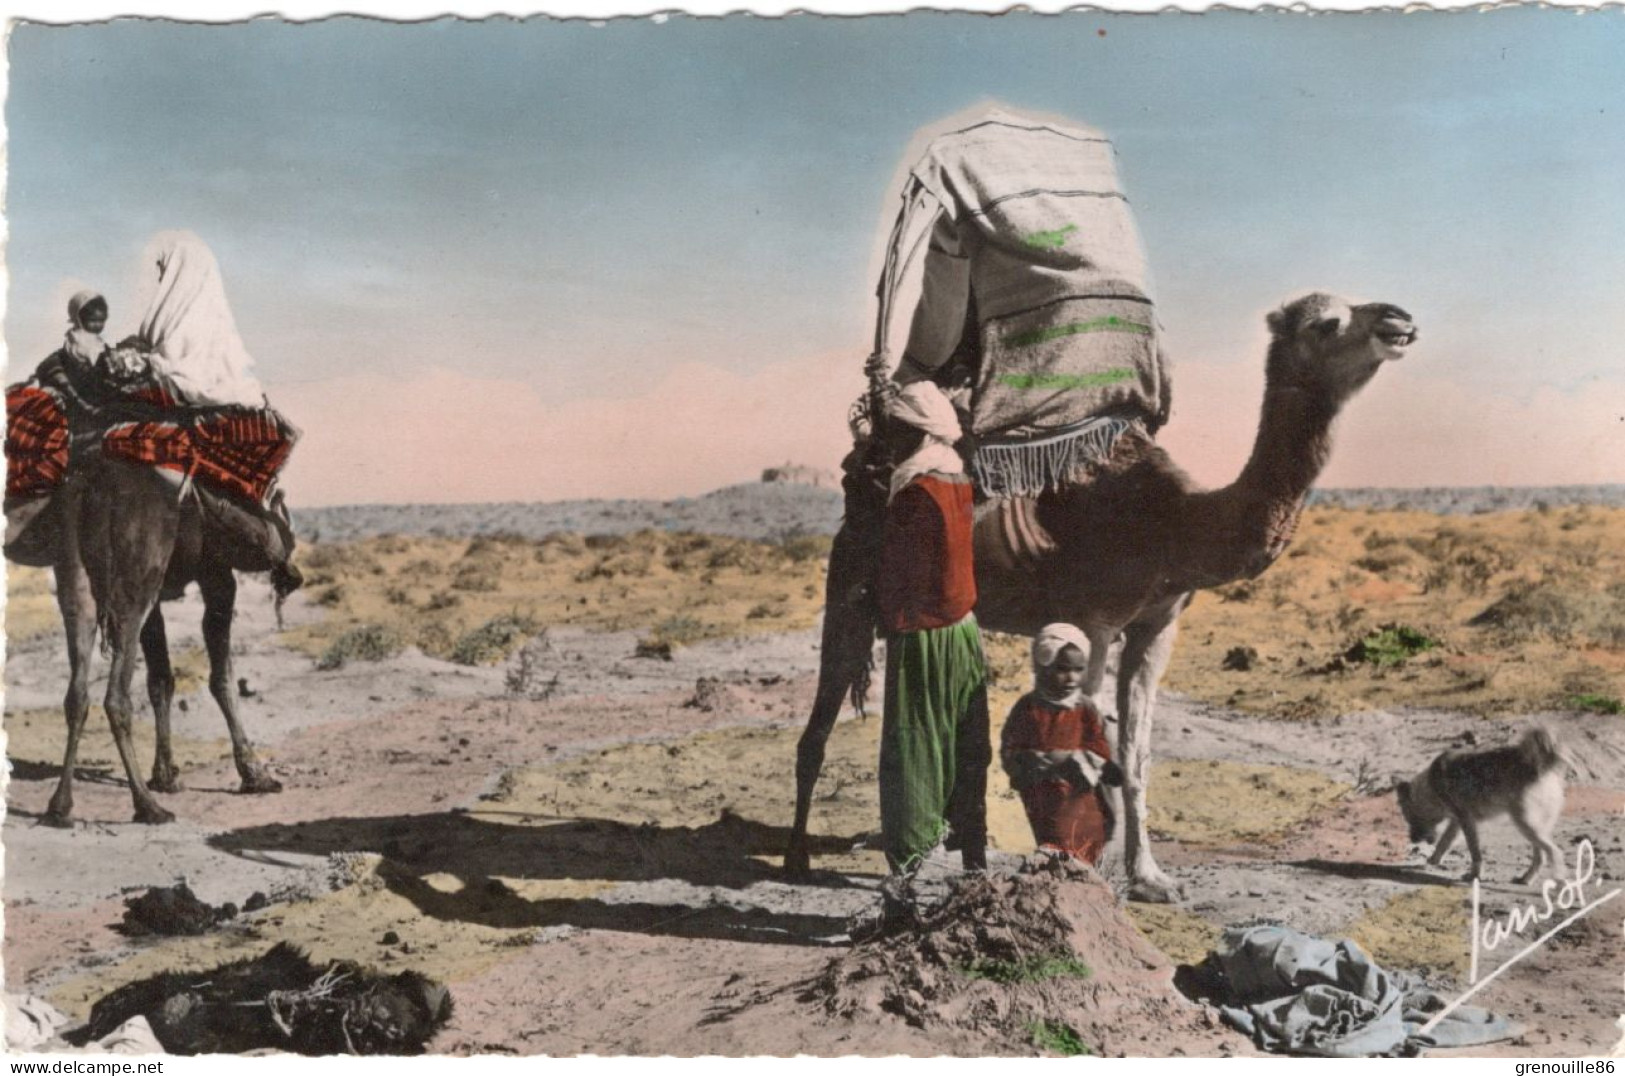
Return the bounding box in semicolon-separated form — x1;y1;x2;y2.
1265;293;1417;403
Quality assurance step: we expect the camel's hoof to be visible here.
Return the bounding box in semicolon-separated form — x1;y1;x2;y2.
1128;878;1185;905
149;771;182;794
783;847;812;879
38;811;73;830
240;772;284;795
134;803;176;825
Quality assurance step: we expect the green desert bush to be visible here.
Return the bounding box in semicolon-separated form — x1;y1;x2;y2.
959;952;1091;985
1027;1020;1091;1057
1345;624;1440;668
317;624;405;671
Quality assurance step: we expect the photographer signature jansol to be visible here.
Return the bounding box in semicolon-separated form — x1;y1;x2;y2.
1414;823;1624;1047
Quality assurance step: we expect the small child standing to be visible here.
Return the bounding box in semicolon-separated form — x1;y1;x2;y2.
1001;623;1122;865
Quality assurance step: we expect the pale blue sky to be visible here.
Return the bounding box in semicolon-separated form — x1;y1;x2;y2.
6;12;1623;500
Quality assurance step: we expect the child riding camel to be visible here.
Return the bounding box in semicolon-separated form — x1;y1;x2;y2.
30;290;116;415
876;381;990;878
1001;623;1123;865
8;233;302;597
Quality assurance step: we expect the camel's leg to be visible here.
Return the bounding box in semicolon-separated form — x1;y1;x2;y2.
43;561;98;828
142;607;181;792
1083;629;1127;870
1117;602;1185;904
1083;628;1115;721
103;604;175;825
786;666;858;877
198;563;282;794
786;520;879;877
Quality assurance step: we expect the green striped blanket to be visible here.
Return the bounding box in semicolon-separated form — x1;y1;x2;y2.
884;107;1169;496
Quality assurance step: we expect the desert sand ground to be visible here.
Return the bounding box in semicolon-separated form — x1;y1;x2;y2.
4;486;1623;1057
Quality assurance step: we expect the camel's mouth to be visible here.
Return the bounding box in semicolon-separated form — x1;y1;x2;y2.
1373;320;1417;358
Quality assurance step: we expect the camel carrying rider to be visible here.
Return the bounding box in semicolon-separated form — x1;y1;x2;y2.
874;382;991;881
5;231;303;596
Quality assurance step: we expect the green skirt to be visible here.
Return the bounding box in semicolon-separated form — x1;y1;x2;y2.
879;615;990;873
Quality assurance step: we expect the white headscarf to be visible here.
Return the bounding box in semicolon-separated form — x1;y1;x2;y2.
136;231;266;409
1032;622;1090;706
886;381;965;501
63;289;109;365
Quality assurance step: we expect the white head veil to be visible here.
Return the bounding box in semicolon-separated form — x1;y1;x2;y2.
885;381;965;501
137;231;266;409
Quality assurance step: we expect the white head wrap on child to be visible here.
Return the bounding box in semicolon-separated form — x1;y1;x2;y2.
886;382;965;500
63;290;109;365
136;230;267;409
1032;623;1090;670
1032;623;1090;707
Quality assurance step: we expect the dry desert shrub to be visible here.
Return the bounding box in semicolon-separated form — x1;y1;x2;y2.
533;532;587;564
1169;505;1625;717
302;544;383;577
450;565;501;592
1469;581;1625;647
415;622;455;658
450;613;540;666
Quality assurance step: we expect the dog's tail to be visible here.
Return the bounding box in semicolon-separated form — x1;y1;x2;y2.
1518;726;1571;775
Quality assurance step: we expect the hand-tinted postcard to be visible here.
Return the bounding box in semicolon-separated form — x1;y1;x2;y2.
3;6;1622;1060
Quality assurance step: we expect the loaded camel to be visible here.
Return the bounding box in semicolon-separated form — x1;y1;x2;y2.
785;292;1418;902
41;456;286;827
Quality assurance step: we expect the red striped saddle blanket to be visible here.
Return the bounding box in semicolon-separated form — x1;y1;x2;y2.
6;380;298;506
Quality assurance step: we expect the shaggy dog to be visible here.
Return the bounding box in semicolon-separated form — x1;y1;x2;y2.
1396;727;1568;884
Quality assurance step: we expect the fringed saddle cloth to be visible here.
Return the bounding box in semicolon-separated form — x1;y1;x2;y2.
6;377;297;509
871;106;1169;498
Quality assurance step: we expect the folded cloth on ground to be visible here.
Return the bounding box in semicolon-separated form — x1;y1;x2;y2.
878;106;1169;496
3;994;160;1055
1197;924;1520;1057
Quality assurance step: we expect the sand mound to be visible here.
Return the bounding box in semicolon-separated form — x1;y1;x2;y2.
806;856;1240;1057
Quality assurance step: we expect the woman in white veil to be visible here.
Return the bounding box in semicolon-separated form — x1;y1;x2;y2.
132;231;267;410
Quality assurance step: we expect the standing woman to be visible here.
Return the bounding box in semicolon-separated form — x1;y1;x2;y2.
875;382;990;880
129;230;268;409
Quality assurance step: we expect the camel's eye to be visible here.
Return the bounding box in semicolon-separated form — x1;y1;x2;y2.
1313;316;1343;338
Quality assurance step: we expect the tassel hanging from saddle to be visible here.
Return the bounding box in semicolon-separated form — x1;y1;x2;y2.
836;351;903;716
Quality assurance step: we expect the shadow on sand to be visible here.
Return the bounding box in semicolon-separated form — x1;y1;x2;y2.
211;809;873;946
1288;857;1461;887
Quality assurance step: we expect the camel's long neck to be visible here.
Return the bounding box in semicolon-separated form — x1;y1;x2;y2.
1181;380;1339;588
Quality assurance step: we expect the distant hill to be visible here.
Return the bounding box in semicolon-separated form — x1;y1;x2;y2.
295;483;1624;544
1304;485;1625;514
294;482;845;544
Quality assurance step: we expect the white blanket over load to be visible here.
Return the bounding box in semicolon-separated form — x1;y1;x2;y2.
873;106;1168;497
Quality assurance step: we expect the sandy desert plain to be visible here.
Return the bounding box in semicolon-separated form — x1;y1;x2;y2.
3;479;1624;1057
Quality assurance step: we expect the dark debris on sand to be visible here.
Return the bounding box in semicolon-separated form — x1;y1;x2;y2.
71;942;453;1056
117;883;238;937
